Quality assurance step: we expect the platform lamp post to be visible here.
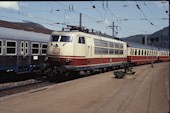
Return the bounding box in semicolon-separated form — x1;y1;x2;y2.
150;37;159;67
151;38;154;67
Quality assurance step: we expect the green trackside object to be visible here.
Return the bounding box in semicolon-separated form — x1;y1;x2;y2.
113;62;135;78
114;71;126;78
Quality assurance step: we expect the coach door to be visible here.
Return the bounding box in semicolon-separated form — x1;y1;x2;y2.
20;41;28;57
18;41;30;67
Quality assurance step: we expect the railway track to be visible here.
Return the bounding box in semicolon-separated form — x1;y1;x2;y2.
0;79;54;97
0;62;162;98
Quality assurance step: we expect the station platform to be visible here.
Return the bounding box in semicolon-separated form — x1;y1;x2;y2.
0;62;169;113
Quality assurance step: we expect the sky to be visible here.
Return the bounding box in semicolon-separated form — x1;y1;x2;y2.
0;1;169;38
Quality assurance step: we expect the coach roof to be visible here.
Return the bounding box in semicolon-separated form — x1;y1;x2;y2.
126;41;158;50
0;27;50;42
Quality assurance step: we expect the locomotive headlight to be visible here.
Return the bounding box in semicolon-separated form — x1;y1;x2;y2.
53;48;60;54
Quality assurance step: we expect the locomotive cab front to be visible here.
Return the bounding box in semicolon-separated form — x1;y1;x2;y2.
47;32;75;65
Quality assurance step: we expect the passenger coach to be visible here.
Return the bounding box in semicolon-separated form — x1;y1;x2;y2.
126;41;159;65
0;27;50;74
158;48;170;62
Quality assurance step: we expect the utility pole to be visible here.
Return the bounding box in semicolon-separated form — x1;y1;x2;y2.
151;38;154;67
79;13;82;28
112;22;114;36
108;21;117;37
145;31;147;45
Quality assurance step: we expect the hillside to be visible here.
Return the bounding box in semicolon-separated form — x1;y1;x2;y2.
0;20;53;34
122;26;169;48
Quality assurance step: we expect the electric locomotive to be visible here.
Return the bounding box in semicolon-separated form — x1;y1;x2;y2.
46;25;127;76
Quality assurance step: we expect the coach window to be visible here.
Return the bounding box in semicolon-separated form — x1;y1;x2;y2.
78;37;85;44
0;40;2;55
32;43;40;55
130;48;133;55
6;41;16;55
41;43;48;55
138;49;140;56
25;42;28;55
20;41;24;55
135;49;137;56
141;50;143;56
144;50;146;56
132;49;134;55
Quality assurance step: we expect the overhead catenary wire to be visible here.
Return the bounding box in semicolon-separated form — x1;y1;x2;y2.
135;1;160;30
0;1;168;38
143;2;166;28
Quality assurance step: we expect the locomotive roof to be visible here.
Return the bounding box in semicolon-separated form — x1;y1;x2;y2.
125;41;159;50
0;27;50;42
52;30;123;42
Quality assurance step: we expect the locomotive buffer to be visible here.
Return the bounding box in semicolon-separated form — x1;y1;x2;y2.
114;62;135;78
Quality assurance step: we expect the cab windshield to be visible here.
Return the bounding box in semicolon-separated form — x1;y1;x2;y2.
51;35;72;42
60;36;73;42
51;35;59;41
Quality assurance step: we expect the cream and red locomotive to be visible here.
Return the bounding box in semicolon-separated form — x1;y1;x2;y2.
46;26;169;76
46;26;127;76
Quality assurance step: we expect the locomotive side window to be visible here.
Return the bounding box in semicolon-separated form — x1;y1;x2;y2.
101;48;108;54
6;41;16;55
0;40;2;55
119;50;123;55
41;43;48;55
101;41;108;47
51;35;59;41
115;43;119;48
109;42;114;48
94;39;101;46
78;37;85;44
60;36;72;42
119;44;123;49
109;49;114;54
95;47;101;54
32;43;40;55
115;49;119;54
